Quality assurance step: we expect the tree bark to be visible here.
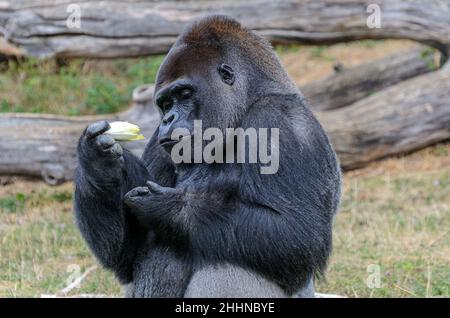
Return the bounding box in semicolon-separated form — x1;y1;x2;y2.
1;0;449;59
0;85;160;185
317;64;450;169
302;47;438;111
1;65;449;184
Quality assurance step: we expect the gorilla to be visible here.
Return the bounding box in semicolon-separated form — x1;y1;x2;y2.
74;15;341;298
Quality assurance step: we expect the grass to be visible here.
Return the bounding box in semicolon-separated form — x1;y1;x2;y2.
0;143;448;297
0;56;165;115
316;144;450;297
0;40;428;115
0;184;121;297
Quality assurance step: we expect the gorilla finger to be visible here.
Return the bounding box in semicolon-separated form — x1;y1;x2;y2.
109;143;123;157
126;186;150;198
85;121;110;139
123;194;137;208
146;181;164;194
95;134;116;150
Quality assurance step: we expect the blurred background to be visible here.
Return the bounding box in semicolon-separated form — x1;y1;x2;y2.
0;0;448;297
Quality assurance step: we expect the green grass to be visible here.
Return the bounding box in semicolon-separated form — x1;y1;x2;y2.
309;46;333;60
420;48;439;71
275;44;302;55
316;161;449;297
0;56;165;115
0;193;26;213
0;145;448;297
0;40;428;117
0;182;121;297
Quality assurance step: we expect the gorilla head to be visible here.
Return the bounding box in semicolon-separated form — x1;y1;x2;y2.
153;15;297;152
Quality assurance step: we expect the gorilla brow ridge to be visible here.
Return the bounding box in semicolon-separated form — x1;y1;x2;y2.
177;15;290;83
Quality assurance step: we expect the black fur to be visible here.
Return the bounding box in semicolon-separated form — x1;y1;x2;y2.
74;15;341;297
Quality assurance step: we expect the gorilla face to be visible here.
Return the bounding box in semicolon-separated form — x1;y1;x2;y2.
154;49;237;153
155;79;197;150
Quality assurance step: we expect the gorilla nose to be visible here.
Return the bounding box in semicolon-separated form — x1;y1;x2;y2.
162;112;179;125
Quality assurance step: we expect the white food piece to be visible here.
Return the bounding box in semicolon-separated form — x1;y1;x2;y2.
105;121;145;141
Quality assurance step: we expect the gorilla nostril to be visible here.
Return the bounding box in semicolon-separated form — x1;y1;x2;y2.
162;112;179;125
162;114;175;125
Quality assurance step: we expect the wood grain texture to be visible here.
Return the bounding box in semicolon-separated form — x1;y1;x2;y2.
317;63;450;169
302;47;438;111
1;0;449;58
0;85;160;184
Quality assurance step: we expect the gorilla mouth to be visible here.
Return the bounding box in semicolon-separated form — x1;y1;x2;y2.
159;135;191;147
159;138;178;147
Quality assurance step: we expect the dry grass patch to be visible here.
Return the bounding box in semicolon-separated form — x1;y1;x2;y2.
0;143;448;297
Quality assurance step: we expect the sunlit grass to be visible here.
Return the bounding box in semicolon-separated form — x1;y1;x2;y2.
0;56;165;115
0;182;121;297
317;144;450;298
0;144;448;297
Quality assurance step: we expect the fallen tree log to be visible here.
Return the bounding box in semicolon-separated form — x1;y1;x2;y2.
0;85;160;185
1;0;449;59
1;65;449;184
302;47;439;111
317;63;450;169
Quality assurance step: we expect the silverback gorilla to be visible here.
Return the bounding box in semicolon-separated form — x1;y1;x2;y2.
74;15;341;297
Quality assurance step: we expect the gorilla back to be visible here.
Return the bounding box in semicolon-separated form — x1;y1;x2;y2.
74;15;341;298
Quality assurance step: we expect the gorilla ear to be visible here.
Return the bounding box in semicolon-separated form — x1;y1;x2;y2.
218;64;235;86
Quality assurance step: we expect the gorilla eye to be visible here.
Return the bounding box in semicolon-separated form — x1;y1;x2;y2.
180;88;192;99
218;64;235;85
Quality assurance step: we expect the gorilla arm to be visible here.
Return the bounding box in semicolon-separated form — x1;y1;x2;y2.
234;95;341;294
74;121;154;283
123;178;233;245
123;171;324;296
122;175;317;295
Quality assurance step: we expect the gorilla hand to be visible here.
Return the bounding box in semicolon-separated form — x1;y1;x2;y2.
124;181;182;226
77;120;124;183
